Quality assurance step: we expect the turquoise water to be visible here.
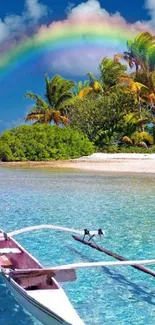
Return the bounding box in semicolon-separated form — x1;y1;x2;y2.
1;167;155;324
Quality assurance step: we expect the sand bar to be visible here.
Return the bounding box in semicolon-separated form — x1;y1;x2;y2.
1;153;155;174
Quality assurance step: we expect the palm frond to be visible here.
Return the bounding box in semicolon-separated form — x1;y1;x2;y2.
78;87;93;98
24;91;48;109
25;113;44;122
45;74;75;108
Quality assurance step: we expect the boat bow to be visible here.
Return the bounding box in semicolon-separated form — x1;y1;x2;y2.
27;287;84;325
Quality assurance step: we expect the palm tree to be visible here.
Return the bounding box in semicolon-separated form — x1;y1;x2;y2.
73;80;89;96
115;32;155;112
124;110;153;133
99;57;128;91
78;73;103;99
73;80;93;99
115;32;155;72
78;57;127;98
87;72;103;91
118;73;151;132
25;75;75;125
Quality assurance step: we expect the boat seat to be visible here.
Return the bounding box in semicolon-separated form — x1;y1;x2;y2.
0;248;21;254
0;255;13;268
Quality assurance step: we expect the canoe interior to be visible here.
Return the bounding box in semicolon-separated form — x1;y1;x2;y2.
0;230;59;291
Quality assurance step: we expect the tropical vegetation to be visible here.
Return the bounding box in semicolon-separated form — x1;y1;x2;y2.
0;125;94;161
1;31;155;161
25;75;75;125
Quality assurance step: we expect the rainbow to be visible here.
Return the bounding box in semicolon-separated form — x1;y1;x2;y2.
0;18;148;80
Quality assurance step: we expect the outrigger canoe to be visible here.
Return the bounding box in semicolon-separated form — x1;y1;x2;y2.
1;225;155;325
0;228;84;325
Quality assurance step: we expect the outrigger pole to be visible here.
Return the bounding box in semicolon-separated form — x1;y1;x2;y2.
7;225;155;278
72;235;155;278
6;258;155;279
8;225;103;237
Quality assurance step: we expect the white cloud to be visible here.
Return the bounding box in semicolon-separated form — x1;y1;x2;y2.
68;0;149;28
25;0;48;21
145;0;155;24
65;2;75;15
48;48;121;76
0;0;48;43
0;20;9;42
70;0;103;17
4;15;26;39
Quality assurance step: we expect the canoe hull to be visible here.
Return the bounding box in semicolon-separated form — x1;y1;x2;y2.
0;230;84;325
1;273;68;325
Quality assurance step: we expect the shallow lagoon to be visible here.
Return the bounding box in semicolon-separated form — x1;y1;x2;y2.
0;167;155;325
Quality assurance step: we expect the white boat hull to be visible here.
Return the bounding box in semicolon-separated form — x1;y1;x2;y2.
1;274;83;325
0;229;84;325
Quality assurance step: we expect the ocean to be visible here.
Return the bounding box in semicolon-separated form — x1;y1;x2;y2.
0;166;155;325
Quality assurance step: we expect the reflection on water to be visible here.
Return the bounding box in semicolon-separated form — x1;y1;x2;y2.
1;167;155;324
67;246;155;306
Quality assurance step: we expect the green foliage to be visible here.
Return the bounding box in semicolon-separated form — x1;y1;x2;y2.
99;57;127;91
131;131;154;145
101;145;155;153
4;31;155;158
25;74;75;125
68;94;103;142
0;142;14;161
126;32;155;72
73;80;90;96
118;146;155;153
100;144;119;153
45;74;75;108
0;125;94;161
68;86;138;148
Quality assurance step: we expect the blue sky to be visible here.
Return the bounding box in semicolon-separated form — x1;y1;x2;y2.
0;0;154;131
0;0;150;22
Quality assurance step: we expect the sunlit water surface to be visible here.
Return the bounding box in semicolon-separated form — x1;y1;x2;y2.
0;167;155;325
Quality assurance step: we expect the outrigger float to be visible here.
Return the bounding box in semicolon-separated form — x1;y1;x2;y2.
0;224;155;325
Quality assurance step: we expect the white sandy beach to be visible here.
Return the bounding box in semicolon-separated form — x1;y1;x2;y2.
73;153;155;173
1;153;155;173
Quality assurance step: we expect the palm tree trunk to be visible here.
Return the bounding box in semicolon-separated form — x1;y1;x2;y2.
138;95;144;132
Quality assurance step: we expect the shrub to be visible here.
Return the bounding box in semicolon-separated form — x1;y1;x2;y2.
101;144;119;153
0;125;94;161
100;144;155;153
0;142;14;162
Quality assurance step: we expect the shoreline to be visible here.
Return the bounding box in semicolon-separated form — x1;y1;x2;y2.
1;153;155;174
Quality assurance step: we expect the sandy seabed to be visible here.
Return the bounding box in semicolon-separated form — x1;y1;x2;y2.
1;153;155;174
